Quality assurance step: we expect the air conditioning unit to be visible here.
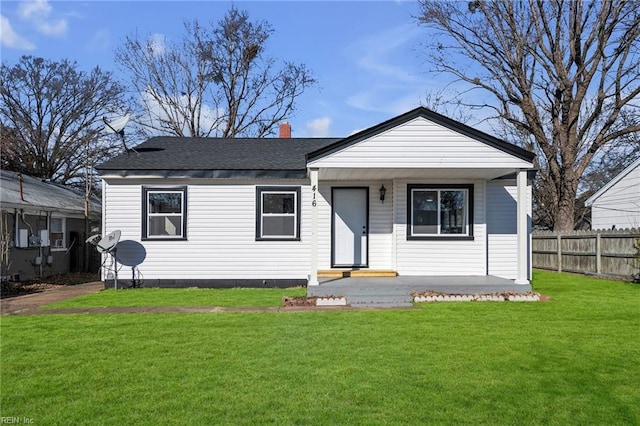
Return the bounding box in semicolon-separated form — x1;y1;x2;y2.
53;239;64;248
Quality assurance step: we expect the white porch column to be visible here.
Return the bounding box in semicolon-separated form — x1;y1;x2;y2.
308;168;319;286
515;169;530;285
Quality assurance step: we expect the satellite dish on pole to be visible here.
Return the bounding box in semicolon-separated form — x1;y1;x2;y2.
103;115;130;136
89;230;122;289
103;115;134;153
85;234;102;247
96;230;121;253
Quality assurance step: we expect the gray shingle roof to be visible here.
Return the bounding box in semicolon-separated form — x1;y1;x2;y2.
97;137;340;173
96;107;535;179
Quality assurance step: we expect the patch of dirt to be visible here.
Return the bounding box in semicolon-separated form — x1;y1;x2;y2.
1;281;104;315
1;272;100;299
282;296;317;307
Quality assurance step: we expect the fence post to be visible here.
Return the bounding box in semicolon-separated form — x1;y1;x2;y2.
596;232;601;274
557;234;562;273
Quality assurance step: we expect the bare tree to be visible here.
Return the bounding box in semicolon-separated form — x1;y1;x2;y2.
115;26;220;138
0;56;126;187
423;89;475;124
418;0;640;230
115;6;315;138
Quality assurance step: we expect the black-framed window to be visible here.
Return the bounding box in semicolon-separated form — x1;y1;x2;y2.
407;184;474;240
256;186;301;241
142;187;187;240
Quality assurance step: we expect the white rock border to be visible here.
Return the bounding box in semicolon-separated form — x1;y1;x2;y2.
413;292;541;303
316;297;348;306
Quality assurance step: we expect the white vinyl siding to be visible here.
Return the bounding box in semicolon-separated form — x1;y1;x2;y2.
590;164;640;230
394;179;487;275
486;180;532;280
308;117;532;170
486;181;517;279
103;178;311;280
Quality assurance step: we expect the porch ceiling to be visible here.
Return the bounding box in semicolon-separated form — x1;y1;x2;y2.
315;167;521;181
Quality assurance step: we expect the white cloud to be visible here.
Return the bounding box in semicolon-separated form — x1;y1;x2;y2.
0;15;35;50
87;28;111;51
149;33;166;56
343;23;433;115
306;117;332;137
18;0;52;20
346;84;423;115
18;0;68;37
37;19;67;36
347;23;423;84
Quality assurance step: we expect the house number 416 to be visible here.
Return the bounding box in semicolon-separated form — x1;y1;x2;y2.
312;185;317;207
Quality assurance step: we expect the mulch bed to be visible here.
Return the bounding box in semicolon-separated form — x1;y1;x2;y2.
282;296;317;307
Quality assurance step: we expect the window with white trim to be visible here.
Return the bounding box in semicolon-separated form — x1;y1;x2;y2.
407;184;473;239
256;186;301;240
50;217;65;249
142;187;187;240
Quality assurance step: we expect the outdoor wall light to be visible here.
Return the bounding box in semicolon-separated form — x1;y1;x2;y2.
379;184;387;203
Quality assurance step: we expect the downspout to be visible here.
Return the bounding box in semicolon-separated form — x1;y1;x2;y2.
18;173;25;202
14;209;19;248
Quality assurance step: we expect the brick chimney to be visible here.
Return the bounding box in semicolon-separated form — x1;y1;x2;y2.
279;122;291;138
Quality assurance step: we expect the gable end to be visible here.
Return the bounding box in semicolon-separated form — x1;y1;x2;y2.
306;107;535;163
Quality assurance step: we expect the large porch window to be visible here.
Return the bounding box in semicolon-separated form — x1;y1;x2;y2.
407;184;474;240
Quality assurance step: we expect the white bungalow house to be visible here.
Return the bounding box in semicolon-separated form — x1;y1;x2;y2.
585;157;640;230
96;107;534;289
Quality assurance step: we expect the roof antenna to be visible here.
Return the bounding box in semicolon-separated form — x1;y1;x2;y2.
103;115;136;153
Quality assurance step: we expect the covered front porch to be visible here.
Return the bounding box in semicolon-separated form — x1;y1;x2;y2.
307;275;533;308
304;107;535;290
306;167;532;287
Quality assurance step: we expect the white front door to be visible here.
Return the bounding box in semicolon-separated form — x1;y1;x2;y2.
332;187;368;267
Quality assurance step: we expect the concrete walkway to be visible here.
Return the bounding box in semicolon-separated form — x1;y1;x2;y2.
308;275;533;308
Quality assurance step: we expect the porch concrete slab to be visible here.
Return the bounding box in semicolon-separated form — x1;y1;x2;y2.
307;275;532;307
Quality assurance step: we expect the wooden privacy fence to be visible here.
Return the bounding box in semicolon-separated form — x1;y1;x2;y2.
532;229;640;280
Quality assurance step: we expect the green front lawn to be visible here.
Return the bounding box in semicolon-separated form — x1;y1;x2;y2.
1;270;639;424
42;286;306;309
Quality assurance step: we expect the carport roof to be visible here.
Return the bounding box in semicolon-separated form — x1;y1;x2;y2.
0;170;101;217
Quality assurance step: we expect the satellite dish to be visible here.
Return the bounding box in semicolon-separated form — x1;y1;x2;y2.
103;115;135;153
96;230;121;253
85;234;102;246
103;115;130;135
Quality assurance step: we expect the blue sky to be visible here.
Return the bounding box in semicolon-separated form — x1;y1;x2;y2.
1;0;463;138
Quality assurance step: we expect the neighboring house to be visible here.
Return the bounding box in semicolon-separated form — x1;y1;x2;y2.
96;107;534;288
0;170;101;281
586;157;640;230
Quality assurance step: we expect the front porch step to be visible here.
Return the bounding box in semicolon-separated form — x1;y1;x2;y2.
351;302;414;309
346;294;413;309
317;269;398;278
